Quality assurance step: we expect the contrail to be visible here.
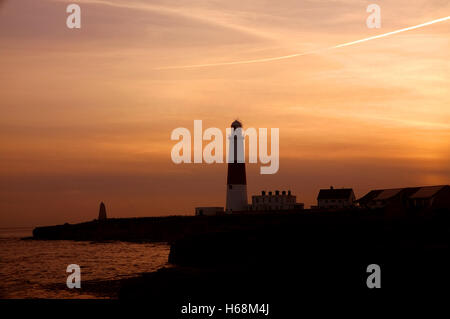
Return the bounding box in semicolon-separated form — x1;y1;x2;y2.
156;16;450;70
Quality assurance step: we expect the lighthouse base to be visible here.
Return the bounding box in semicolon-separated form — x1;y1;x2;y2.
226;184;248;213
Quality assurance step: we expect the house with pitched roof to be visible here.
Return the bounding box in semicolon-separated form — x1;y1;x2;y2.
317;186;356;209
357;185;450;216
407;185;450;210
357;187;419;210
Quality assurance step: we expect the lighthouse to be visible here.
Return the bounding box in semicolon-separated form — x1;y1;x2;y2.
226;120;248;213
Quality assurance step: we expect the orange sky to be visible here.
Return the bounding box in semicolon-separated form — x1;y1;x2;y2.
0;0;449;227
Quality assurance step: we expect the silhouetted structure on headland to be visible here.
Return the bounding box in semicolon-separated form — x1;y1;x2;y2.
226;120;248;213
98;202;107;220
317;186;356;209
357;185;450;216
251;190;304;211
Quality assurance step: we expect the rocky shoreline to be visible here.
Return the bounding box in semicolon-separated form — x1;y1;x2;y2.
33;210;450;310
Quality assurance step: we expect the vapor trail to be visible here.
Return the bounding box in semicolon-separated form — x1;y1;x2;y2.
156;16;450;70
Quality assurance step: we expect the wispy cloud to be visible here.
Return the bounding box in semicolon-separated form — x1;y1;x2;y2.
55;0;280;41
155;16;450;69
288;105;450;131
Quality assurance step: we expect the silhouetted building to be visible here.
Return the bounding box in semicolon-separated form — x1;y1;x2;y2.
225;120;248;213
195;207;224;216
358;185;450;216
357;187;421;214
317;186;355;209
251;190;304;211
407;185;450;210
356;189;383;208
98;202;107;220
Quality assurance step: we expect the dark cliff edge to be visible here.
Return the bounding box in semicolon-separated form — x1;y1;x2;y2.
33;216;202;242
33;210;373;242
118;210;450;313
32;209;450;310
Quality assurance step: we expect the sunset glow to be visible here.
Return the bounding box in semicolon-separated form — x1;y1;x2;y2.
0;0;449;227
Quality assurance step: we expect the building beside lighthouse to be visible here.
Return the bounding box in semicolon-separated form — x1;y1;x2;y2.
251;190;304;211
225;120;248;213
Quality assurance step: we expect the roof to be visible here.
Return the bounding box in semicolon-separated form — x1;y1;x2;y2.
356;190;383;204
409;185;447;199
357;186;446;204
373;188;403;200
317;188;354;200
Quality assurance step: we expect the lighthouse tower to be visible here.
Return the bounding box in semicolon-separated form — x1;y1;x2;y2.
226;120;248;213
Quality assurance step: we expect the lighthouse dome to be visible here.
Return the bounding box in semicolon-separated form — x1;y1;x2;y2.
231;120;242;129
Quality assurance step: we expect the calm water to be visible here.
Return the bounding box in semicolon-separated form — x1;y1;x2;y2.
0;228;170;299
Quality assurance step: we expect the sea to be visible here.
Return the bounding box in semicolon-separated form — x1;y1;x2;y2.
0;227;170;299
